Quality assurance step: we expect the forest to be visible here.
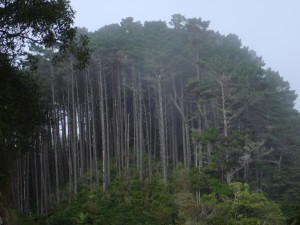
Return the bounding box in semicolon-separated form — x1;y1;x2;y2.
1;1;300;224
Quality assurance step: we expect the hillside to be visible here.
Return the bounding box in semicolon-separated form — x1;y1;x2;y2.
2;15;300;224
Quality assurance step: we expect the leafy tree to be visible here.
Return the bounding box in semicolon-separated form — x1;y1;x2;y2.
44;175;177;225
188;182;285;225
0;1;90;222
0;54;42;208
7;15;300;224
288;201;300;225
0;0;89;67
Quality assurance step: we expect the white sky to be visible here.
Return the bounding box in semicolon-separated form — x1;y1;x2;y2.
71;0;300;110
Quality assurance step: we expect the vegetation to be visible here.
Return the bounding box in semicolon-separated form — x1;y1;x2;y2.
1;2;300;224
0;1;89;224
15;168;286;225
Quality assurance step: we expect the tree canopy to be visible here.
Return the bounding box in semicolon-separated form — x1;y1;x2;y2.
0;0;90;67
0;1;89;222
1;12;300;224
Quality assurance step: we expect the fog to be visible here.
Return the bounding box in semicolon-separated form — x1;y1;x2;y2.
71;0;300;110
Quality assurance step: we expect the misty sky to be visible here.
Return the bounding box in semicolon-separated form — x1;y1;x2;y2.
71;0;300;110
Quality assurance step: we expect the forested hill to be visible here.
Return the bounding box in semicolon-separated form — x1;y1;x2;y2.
5;15;300;224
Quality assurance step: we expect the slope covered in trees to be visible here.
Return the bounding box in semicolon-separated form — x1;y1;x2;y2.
2;14;300;224
0;1;90;223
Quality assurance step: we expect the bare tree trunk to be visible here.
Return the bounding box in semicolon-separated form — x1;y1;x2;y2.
125;114;130;178
75;78;84;178
104;75;111;184
207;142;212;164
34;151;40;213
61;95;68;189
133;67;138;171
51;64;60;205
220;79;228;137
70;61;78;194
132;65;145;180
171;111;176;169
85;74;93;185
138;71;144;181
172;79;191;167
98;62;107;191
157;73;167;184
146;83;153;177
66;85;73;198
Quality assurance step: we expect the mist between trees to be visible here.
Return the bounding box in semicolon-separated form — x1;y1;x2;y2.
2;14;300;225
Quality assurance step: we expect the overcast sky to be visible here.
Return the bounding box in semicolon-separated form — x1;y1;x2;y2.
71;0;300;110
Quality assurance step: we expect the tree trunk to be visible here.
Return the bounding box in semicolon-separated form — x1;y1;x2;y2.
157;73;167;184
98;62;107;191
51;64;60;205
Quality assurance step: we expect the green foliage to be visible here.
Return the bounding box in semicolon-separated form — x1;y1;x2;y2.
192;128;221;144
207;178;232;196
44;175;177;225
175;168;286;224
0;54;43;197
170;164;192;193
1;1;90;221
48;205;81;225
228;183;285;225
185;182;285;225
6;13;300;225
0;0;90;67
287;201;300;225
16;166;287;225
189;167;207;189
